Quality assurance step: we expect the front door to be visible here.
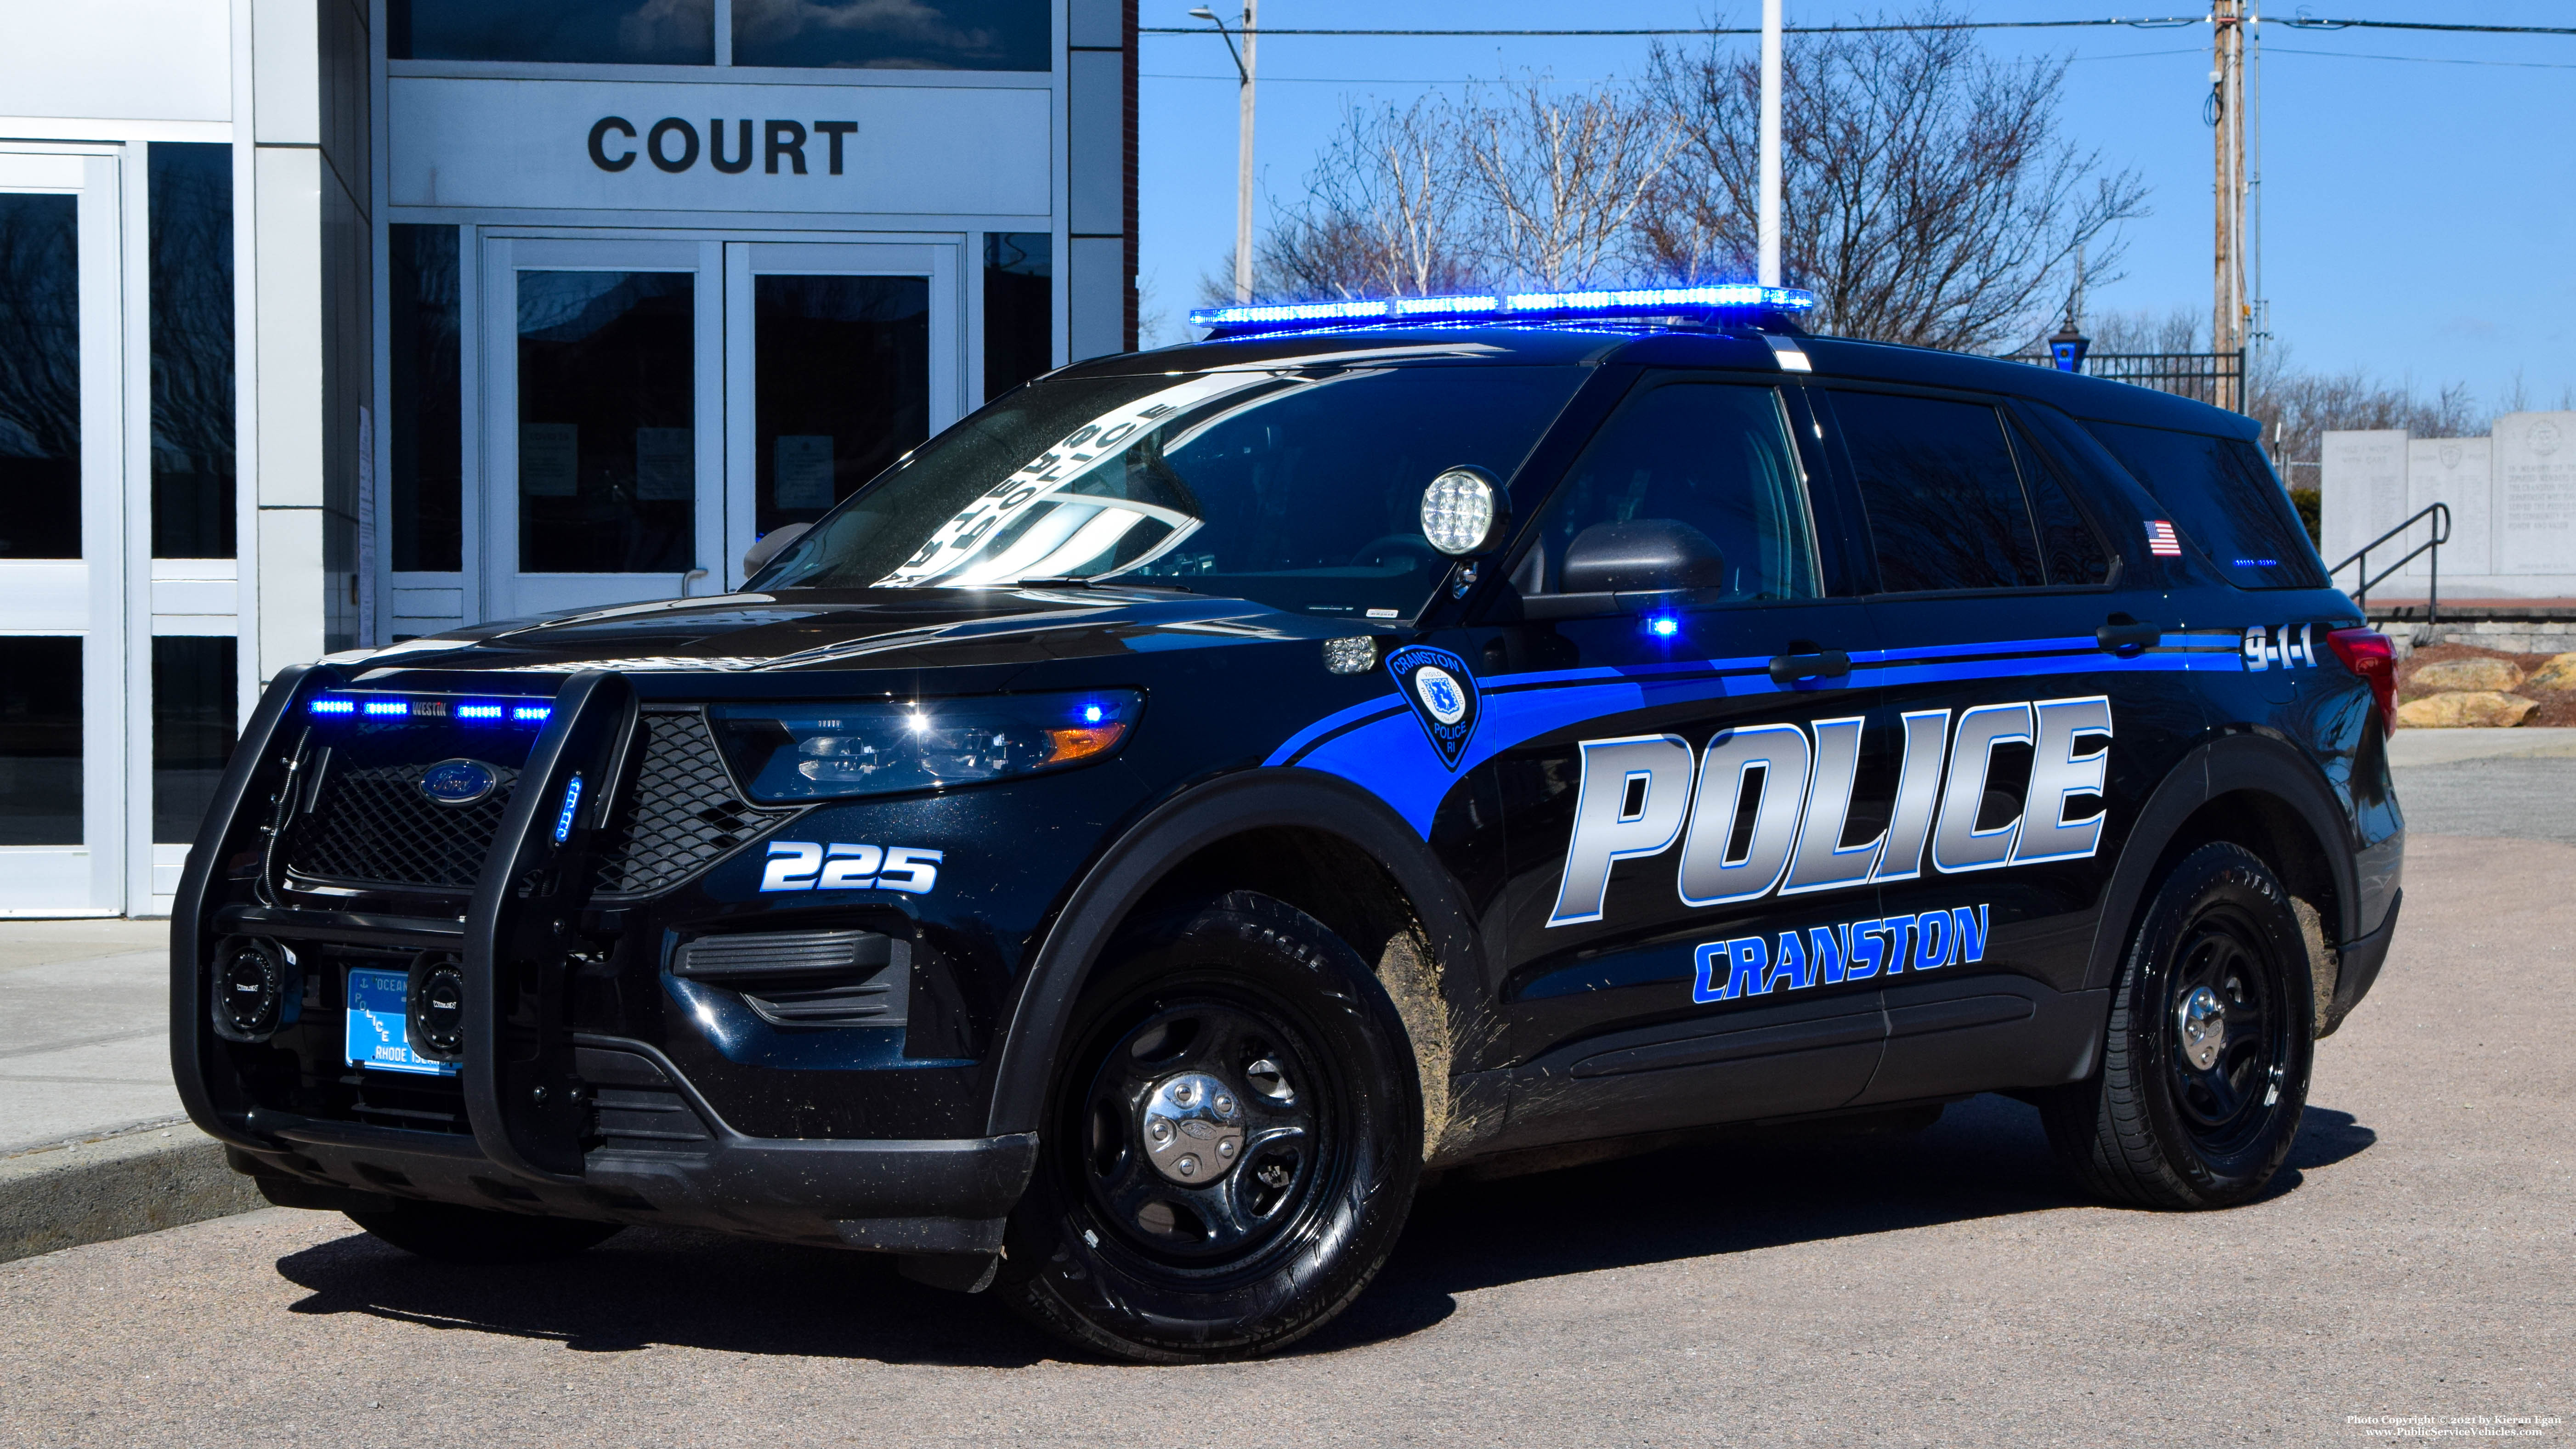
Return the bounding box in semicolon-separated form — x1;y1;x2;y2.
481;237;952;617
0;150;125;914
1482;376;1889;1146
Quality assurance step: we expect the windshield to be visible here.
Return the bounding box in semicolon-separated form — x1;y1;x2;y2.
751;363;1586;618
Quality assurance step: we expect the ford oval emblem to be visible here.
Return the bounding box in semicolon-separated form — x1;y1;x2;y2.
419;758;498;807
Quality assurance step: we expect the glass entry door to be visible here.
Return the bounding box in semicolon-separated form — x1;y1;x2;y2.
722;242;954;589
482;238;725;619
0;150;125;914
483;237;956;615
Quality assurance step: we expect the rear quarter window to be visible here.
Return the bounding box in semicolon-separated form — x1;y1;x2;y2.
2083;421;2329;589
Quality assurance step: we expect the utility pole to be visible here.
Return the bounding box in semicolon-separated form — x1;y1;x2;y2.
1189;3;1258;303
1758;0;1782;287
2212;0;2250;410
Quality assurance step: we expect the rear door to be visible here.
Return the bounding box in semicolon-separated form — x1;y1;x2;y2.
1817;384;2188;1104
1477;376;1891;1148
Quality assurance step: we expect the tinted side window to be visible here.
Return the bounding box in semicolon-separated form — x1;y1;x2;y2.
1835;391;2042;592
1526;384;1820;604
2007;427;2113;586
2084;421;2329;589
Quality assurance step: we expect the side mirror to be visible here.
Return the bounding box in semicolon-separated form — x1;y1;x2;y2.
1561;520;1728;597
1419;466;1511;556
741;521;813;579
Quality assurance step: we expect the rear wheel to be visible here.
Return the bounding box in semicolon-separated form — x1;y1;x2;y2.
2043;842;2313;1208
1001;891;1421;1363
345;1202;623;1264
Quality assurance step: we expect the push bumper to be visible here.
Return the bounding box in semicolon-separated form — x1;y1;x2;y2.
173;664;1031;1255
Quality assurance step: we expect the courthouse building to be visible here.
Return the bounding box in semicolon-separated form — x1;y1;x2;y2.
0;0;1139;916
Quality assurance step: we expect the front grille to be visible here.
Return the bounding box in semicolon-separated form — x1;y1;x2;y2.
293;761;521;889
593;711;798;897
285;707;792;899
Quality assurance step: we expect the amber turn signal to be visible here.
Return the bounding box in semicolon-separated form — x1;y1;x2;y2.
1045;722;1128;763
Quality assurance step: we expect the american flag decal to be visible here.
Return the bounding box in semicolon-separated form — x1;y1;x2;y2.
2145;520;2182;557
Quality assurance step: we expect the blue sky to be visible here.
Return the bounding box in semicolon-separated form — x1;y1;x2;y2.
1136;3;2576;416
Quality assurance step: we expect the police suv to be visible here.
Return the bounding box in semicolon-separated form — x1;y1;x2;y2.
174;285;2404;1363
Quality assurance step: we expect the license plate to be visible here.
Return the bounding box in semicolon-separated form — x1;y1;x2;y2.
345;967;458;1076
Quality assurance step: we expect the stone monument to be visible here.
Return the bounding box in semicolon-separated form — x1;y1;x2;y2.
2406;436;2490;578
2493;412;2576;581
2320;429;2409;580
2322;413;2576;600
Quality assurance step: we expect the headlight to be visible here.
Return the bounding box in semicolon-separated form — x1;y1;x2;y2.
708;691;1143;802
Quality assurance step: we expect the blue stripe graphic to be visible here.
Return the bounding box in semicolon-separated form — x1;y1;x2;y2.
1269;633;2247;838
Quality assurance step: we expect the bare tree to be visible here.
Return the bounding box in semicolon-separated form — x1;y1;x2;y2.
1639;15;2147;352
1455;76;1680;292
1260;96;1479;301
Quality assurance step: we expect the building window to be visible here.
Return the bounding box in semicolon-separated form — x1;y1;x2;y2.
390;225;463;572
389;0;715;66
150;143;236;559
153;636;236;845
983;232;1052;402
0;638;81;845
0;193;80;561
734;0;1050;70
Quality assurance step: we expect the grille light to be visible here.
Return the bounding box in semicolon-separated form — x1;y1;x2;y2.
308;697;355;715
361;700;409;717
456;703;507;720
1190;283;1819;335
513;705;552;723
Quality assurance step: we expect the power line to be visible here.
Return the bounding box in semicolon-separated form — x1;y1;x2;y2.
1141;18;2576;39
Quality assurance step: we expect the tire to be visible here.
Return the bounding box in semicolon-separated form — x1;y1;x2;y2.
345;1202;624;1264
2043;842;2314;1209
999;891;1422;1363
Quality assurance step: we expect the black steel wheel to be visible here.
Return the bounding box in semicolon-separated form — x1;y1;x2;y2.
2043;842;2314;1208
345;1202;623;1264
1001;891;1421;1363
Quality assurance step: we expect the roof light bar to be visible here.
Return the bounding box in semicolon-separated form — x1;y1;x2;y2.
1189;283;1818;335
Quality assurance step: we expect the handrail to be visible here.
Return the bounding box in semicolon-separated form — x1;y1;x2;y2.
2331;502;2451;622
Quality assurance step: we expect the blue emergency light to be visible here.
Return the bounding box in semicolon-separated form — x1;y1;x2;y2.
1189;283;1818;337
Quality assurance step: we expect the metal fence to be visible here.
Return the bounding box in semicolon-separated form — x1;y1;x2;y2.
2000;349;2248;412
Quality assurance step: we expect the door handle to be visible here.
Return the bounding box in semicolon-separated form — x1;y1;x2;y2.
1768;644;1851;685
2096;614;2162;657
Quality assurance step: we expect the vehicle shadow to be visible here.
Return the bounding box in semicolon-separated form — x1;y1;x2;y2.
269;1095;2376;1366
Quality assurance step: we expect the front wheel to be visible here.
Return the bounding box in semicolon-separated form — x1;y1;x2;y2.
2043;842;2314;1209
1001;892;1422;1363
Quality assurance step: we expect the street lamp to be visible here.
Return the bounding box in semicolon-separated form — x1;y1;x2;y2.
1189;4;1257;304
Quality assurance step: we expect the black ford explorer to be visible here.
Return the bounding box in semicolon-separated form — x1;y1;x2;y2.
173;288;2405;1363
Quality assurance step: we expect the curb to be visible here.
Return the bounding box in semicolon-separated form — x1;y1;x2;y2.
0;1118;266;1265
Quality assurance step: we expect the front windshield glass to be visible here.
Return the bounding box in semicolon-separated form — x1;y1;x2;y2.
752;364;1587;618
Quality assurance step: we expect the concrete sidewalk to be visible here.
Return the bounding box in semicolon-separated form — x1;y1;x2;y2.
0;919;260;1262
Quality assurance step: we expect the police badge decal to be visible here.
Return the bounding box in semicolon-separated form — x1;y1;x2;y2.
1385;645;1481;769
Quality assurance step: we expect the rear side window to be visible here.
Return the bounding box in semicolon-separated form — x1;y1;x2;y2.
2007;429;2114;586
2083;421;2329;589
1834;391;2044;592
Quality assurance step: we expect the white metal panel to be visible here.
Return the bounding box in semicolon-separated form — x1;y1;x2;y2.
0;0;232;123
389;78;1052;217
0;565;92;631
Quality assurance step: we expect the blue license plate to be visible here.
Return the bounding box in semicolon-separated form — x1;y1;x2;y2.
345;967;457;1076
